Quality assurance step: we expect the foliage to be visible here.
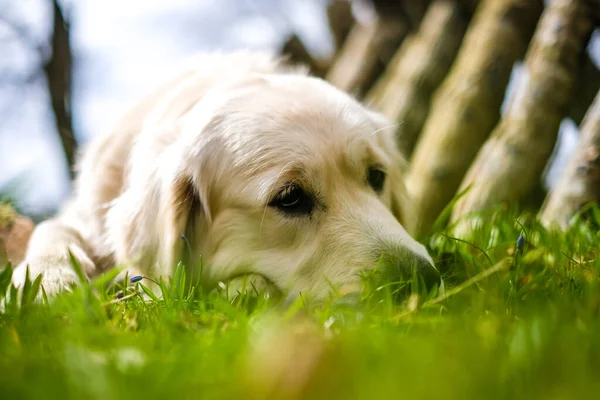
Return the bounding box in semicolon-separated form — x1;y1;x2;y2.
1;208;600;399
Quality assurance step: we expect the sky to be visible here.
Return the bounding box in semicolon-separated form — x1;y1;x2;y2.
0;0;598;219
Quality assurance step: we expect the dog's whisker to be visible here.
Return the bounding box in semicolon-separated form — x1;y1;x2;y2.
368;122;403;137
345;122;403;150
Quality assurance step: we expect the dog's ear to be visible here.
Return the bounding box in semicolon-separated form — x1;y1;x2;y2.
106;65;274;279
158;171;204;277
107;132;210;279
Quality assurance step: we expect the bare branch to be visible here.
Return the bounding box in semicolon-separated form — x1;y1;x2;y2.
44;0;76;178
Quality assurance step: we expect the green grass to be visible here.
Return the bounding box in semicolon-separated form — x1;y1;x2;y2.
1;208;600;400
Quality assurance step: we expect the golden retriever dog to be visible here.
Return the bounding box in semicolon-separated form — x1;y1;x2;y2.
12;51;440;300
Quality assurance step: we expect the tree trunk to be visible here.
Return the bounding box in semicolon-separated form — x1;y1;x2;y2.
450;0;594;231
365;0;472;158
45;0;76;178
539;90;600;229
325;2;429;97
405;0;542;236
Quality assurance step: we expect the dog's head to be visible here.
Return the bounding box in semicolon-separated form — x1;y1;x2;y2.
112;68;440;300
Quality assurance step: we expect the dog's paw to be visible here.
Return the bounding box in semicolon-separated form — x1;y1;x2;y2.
12;252;94;298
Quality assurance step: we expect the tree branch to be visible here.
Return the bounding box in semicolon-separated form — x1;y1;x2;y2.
44;0;76;178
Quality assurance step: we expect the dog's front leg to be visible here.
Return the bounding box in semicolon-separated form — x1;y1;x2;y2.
12;217;97;297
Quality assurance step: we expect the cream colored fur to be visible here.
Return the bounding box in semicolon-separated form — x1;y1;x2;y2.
12;51;438;300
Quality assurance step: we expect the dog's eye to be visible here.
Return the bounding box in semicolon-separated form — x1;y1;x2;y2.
269;184;314;216
368;167;386;193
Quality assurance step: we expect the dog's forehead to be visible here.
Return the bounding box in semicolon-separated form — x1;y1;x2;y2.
225;85;380;164
224;76;384;147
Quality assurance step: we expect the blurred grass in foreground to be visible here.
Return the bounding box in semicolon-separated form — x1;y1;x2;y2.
1;206;600;400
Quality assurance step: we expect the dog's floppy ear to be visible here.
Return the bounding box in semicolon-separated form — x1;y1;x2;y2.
107;129;209;279
158;168;204;277
107;75;255;278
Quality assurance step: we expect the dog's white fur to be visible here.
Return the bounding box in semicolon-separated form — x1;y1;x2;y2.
13;51;436;300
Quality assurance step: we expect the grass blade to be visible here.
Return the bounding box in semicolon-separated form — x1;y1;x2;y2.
139;283;160;302
67;249;88;286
